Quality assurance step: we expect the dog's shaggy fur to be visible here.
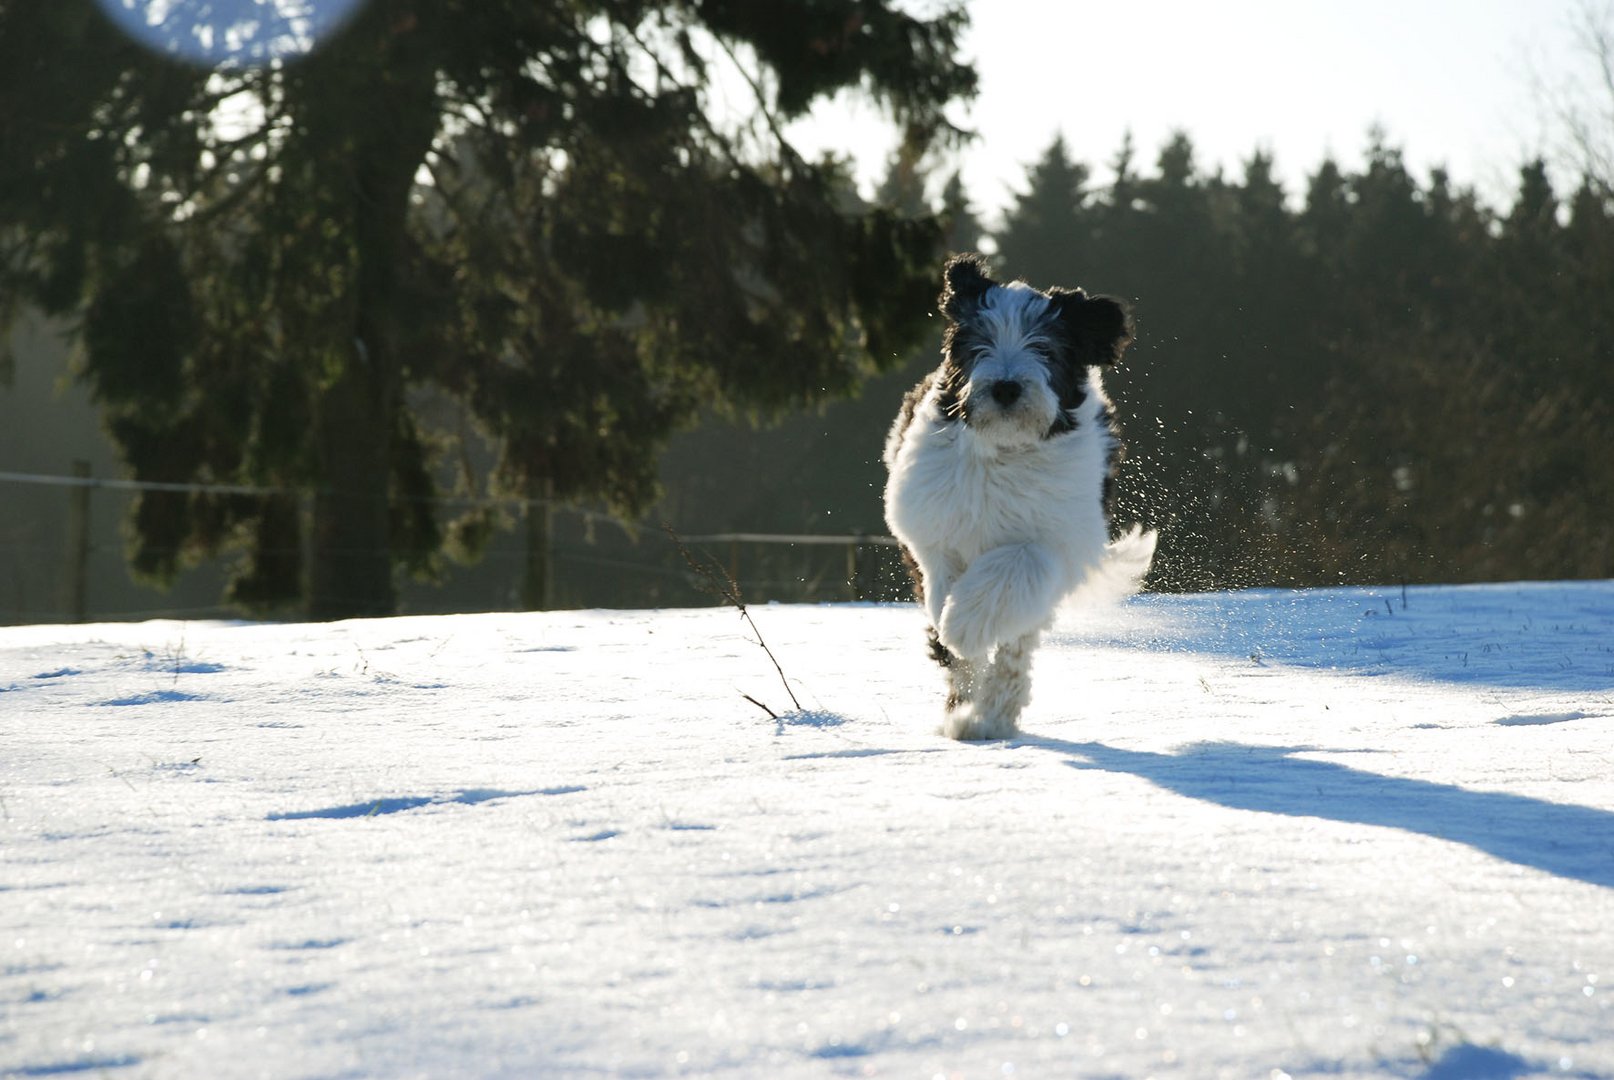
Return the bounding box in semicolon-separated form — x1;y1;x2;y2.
883;254;1155;740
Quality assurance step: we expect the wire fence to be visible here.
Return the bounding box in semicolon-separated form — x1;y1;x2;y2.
0;467;911;624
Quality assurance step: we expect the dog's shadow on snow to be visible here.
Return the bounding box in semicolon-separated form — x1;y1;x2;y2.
1022;737;1614;891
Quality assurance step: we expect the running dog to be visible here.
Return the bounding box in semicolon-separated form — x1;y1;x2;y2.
883;254;1154;740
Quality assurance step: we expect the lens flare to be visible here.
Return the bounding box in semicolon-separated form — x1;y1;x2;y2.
95;0;368;68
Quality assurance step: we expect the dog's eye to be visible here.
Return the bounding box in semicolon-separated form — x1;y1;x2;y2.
959;335;992;361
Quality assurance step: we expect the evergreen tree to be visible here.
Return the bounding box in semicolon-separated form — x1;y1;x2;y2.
0;0;975;617
1494;160;1573;382
1226;150;1317;444
939;170;984;254
875;139;929;220
1563;179;1614;399
659;153;987;545
994;134;1092;284
1298;157;1352;282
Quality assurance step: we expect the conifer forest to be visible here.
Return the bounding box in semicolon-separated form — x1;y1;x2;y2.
1;1;1611;619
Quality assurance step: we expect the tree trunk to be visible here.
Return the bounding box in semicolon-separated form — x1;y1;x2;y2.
520;475;555;610
309;350;397;619
302;24;438;620
64;459;92;622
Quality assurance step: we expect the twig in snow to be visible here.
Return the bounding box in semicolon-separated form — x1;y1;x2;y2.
663;523;803;714
741;693;778;720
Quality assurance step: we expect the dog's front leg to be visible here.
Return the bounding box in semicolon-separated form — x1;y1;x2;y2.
910;547;963;636
937;542;1061;660
908;548;984;725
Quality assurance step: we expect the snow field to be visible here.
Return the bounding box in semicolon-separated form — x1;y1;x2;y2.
2;582;1613;1078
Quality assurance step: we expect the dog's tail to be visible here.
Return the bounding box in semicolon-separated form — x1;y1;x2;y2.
1063;524;1157;609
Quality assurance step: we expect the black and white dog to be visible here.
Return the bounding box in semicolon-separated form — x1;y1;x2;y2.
883;254;1155;740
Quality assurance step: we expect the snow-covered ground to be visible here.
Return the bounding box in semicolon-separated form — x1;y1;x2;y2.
3;582;1612;1079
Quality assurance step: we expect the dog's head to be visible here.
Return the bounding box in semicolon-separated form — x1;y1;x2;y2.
935;253;1131;446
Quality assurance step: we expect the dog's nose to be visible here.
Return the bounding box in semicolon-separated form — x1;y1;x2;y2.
990;380;1022;407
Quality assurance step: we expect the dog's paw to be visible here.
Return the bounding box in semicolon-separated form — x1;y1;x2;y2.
937;594;995;659
940;701;1019;742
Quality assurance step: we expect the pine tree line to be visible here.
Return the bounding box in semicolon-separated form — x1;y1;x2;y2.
4;0;1610;608
670;130;1613;593
992;132;1613;588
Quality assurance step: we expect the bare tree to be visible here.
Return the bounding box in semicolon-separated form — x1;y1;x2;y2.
1539;0;1614;195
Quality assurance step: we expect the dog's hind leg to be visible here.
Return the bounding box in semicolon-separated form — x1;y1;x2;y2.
942;631;1037;740
980;631;1039;737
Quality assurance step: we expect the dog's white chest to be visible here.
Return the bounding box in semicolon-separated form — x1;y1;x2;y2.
887;422;1092;561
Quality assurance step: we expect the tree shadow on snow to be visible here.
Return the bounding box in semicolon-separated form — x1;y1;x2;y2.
266;788;572;821
1027;738;1614;890
1416;1043;1536;1080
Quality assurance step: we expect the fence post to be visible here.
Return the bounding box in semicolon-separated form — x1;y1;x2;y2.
521;476;554;611
64;459;92;623
846;532;861;601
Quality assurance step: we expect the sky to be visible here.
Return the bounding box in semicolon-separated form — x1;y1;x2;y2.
791;0;1601;222
96;0;1602;221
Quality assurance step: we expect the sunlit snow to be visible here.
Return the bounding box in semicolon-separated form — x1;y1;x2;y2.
3;582;1612;1077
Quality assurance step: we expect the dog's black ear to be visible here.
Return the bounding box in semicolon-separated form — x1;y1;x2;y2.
940;253;994;319
1050;287;1133;366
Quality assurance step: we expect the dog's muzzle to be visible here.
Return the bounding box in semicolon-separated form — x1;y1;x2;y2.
962;368;1058;444
989;380;1022;407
